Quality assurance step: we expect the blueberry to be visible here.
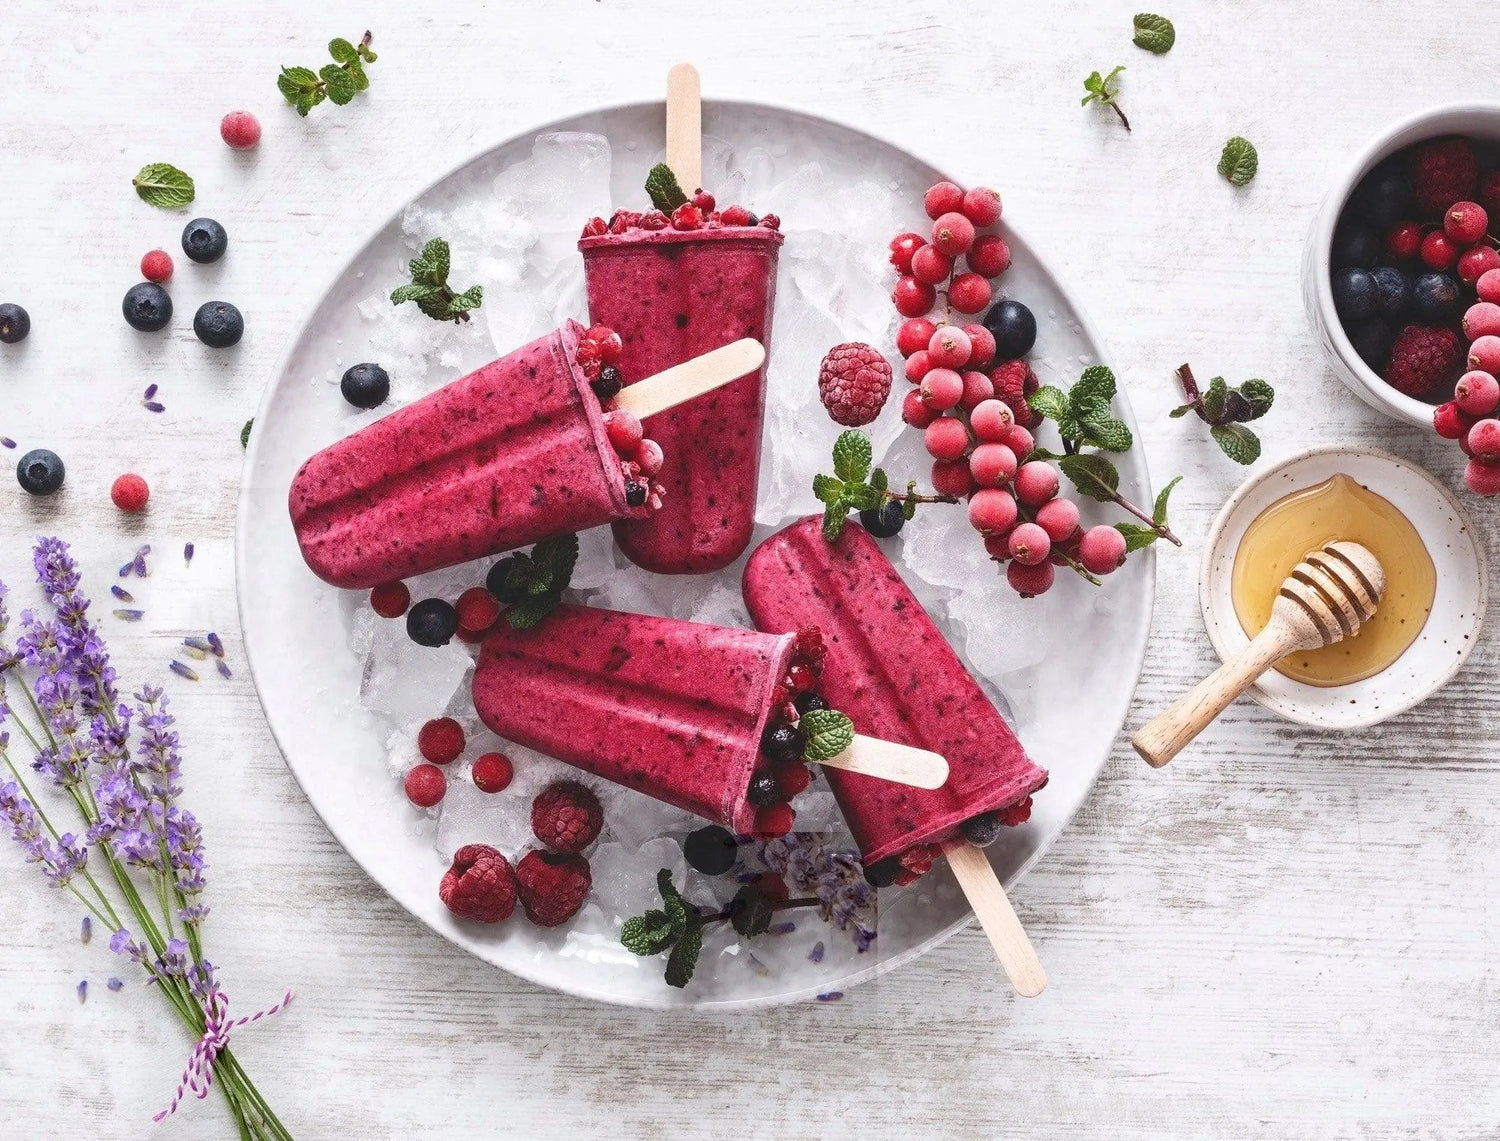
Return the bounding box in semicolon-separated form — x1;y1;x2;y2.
624;480;647;507
591;365;623;401
193;301;243;348
1348;159;1413;228
406;598;458;646
341;362;390;409
859;499;905;538
683;825;738;875
981;299;1037;359
1331;223;1381;269
1412;272;1462;323
760;723;804;763
1332;268;1378;321
181;218;228;264
793;691;828;716
863;858;900;888
1369;267;1410;319
0;303;30;343
960;811;1004;847
16;449;65;496
122;282;172;332
485;557;527;603
1346;321;1395;372
747;772;782;807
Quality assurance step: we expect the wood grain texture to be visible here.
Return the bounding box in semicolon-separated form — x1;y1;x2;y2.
3;1;1500;1138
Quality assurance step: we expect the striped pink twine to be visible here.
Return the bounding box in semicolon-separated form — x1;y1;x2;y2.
154;987;294;1123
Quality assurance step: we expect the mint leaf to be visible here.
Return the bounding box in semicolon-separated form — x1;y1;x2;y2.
1132;13;1176;53
832;431;873;483
843;484;883;513
821;501;848;543
1219;137;1258;187
277;66;319;98
389;283;438;304
1071;365;1117;409
901;483;918;520
392;238;481;322
535;533;579;594
621;910;677;956
1058;452;1121;501
449;285;484;314
812;473;843;504
1081;417;1133;452
662;888;689;939
1201;377;1228;421
346;59;370;92
729;886;775;938
414;238;450;285
1239;378;1275;420
664;917;703;988
240;419;253;448
503;594;560;630
1211;423;1261;464
801;708;855;763
1168;402;1196;418
645;163;689;213
870;467;888;493
280;33;376;115
327;37;359;64
657;868;682;906
1028;386;1069;423
1114;522;1161;553
321;64;356;105
132;163;195;209
1153;475;1182;524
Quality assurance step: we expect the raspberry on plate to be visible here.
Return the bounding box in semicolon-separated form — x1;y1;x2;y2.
439;844;516;923
531;780;603;853
818;342;893;426
515;849;592;927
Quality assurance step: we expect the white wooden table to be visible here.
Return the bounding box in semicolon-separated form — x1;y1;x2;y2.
3;2;1498;1137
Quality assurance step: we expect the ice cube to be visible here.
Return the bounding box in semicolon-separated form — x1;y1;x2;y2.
599;787;700;851
433;740;578;860
589;837;687;923
688;584;752;630
359;621;472;728
569;526;620;591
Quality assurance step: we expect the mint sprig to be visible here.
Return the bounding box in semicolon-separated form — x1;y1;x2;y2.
240;418;253;449
645;163;689;213
132;163;195;209
390;238;484;324
1114;476;1182;553
1132;13;1176;53
800;708;855;763
1218;137;1258;187
1082;66;1130;132
278;31;377;116
1171;364;1273;464
813;430;957;542
498;534;579;630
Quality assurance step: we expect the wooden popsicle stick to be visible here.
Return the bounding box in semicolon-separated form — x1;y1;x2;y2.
665;63;702;193
942;840;1047;998
613;338;764;420
816;734;949;789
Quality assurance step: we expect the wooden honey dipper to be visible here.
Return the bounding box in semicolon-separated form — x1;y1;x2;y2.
1133;542;1386;768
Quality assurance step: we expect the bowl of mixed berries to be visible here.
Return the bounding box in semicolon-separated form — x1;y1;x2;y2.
1306;105;1500;439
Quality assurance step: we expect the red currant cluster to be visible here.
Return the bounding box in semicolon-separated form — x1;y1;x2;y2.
581;191;781;238
575;323;666;511
748;627;827;839
891;181;1009;320
1433;307;1500;495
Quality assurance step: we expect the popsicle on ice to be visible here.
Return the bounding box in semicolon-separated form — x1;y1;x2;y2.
741;516;1049;875
288;320;762;590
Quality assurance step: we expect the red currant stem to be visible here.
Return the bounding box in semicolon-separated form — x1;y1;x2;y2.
360;29;374;49
1110;100;1131;132
1060;551;1103;586
1064;450;1183;546
1175;362;1209;422
889;490;961;505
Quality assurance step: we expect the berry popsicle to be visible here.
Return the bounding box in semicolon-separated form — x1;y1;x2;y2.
288;321;762;589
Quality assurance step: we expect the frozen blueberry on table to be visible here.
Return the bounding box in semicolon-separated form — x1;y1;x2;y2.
859;499;906;538
181;217;228;264
1332;267;1379;321
1331;223;1381;269
340;362;390;409
193;301;243;347
1412;272;1461;324
16;448;65;495
406;598;458;647
1369;267;1410;319
683;825;738;876
982;299;1037;360
122;283;172;331
0;302;30;343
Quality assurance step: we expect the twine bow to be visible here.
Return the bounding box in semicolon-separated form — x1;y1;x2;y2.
154;987;294;1123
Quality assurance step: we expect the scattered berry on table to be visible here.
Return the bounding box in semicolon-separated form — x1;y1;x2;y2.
1007;558;1055;597
406;597;458;646
961;186;1003;227
1445;200;1489;245
859;499;906;538
439;844;516;923
340;362;390;409
220;110;262;150
122;282;172;332
1383;325;1464;398
418;717;465;765
110;473;149;513
818;342;892;427
1078;525;1128;575
966;233;1011;278
455;586;501;635
1331;267;1378;321
515;849;592;927
888;232;925;274
369;580;410;618
0;303;29;344
1464;303;1500;342
16;449;65;496
1455;371;1500;417
140;250;174;283
924;181;965;220
893;275;937;318
193;301;243;348
181;218;228;263
1411;272;1461;324
983;299;1038;359
531;780;603;853
960;811;1004;847
930;211;976;258
471;752;514;793
404;764;447;808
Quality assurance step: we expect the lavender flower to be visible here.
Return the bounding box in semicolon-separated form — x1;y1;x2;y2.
107;977;124;992
135;687;182;805
81;916;92;944
34;538;117;717
158;938;190;977
109;929;150;966
761;835;878;953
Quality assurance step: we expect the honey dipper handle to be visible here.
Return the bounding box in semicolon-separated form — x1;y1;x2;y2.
1132;625;1297;768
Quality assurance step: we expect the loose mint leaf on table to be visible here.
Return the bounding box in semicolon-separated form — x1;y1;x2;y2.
240;419;253;448
279;31;377;116
1172;365;1273;463
320;64;357;106
1218;136;1258;186
801;709;855;763
132;163;195;208
1211;423;1262;464
327;37;360;64
645;163;689;213
1239;379;1275;419
1081;66;1130;131
1132;13;1176;53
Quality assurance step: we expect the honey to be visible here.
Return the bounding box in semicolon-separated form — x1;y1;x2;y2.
1230;473;1434;686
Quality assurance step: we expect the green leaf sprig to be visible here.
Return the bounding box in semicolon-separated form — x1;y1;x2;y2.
495;534;579;630
1082;66;1130;132
813;430;958;542
645;163;690;213
1132;13;1176;53
240;418;254;448
278;31;377;116
132;163;195;209
390;238;484;324
1170;363;1273;464
800;708;855;763
1218;136;1258;187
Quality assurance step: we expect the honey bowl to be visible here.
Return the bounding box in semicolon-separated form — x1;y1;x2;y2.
1200;446;1486;729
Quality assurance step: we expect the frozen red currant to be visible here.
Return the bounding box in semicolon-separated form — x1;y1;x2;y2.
1034;497;1081;543
370;580;411;619
1078;525;1128;575
961;186;1002;227
962;324;997;368
958;369;994;411
1007;559;1055;597
902;389;938;428
948;272;992;315
893;276;936;318
905;349;934;383
910;244;953;286
896;317;937;357
969;399;1014;441
967;487;1019;534
966;234;1011;278
927;325;972;369
890;233;926;274
920;368;965;411
1014;461;1059;506
931;212;976;258
924;181;965;220
931;458;976;498
968;443;1018;487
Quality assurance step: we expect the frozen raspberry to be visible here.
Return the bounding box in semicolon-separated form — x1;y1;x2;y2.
893;844;937;886
796;626;825;657
1014;460;1059;506
889;233;926;274
1465;456;1500;496
110;473;149;512
455;586;500;634
418;717;465;765
531;781;603;853
818;342;892;427
924;181;965;220
515;849;592;927
930;458;976;498
959;369;995;411
758;214;781;230
220;110;261;150
1408;137;1479;216
1383;325;1464;398
1463;303;1500;342
635;438;664;477
439;844;516;923
1479;269;1500;305
1444;200;1488;244
778;763;813;798
931;212;976;258
1007;559;1055;597
961;186;1002;227
968;487;1019;533
1419;230;1458;271
140;249;174;283
1007;522;1051;566
585;325;623;364
1433;401;1470;440
904;350;934;383
719;204;753;227
969;443;1018;488
910;244;953;285
608;210;641;234
1035;497;1081;543
580;217;609;238
1468;418;1500;460
754;802;796;839
370;580;411;618
638;210;669;231
1458;246;1500;286
989;360;1040;427
893;276;936;318
948;272;992;315
1472;336;1500;375
472;752;513;793
671;203;703;230
962;324;997;369
690;190;716;212
404;764;446;808
919;368;964;412
1385;221;1423;260
1078;525;1128;575
966;234;1011;278
969;398;1014;441
605;409;644;454
927;325;972;369
902;389;938;428
896;317;937;357
787;663;816;693
999;796;1033;827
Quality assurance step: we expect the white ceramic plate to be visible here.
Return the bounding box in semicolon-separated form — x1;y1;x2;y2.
1200;445;1486;728
237;99;1156;1008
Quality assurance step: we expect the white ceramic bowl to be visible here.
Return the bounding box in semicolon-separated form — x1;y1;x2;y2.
1200;445;1486;729
1303;102;1500;427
